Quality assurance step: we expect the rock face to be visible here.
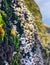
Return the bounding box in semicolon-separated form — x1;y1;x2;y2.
20;1;44;65
0;0;49;65
11;0;44;65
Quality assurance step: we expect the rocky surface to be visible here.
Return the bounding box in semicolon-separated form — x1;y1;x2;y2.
0;0;50;65
11;0;44;65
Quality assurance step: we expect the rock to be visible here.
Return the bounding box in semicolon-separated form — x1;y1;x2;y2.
13;51;17;56
4;61;9;65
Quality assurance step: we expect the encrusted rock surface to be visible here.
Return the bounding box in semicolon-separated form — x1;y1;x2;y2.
0;0;45;65
11;0;44;65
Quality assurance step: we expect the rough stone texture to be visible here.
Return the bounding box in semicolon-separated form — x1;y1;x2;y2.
0;0;45;65
12;0;44;65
